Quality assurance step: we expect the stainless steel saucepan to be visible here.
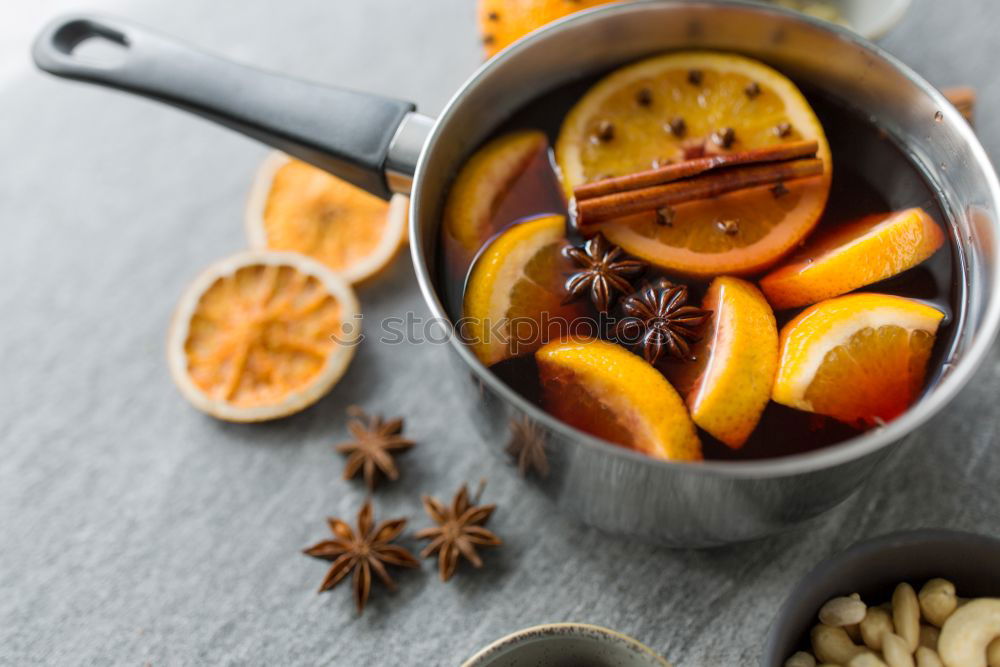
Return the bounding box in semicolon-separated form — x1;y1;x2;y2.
33;1;1000;546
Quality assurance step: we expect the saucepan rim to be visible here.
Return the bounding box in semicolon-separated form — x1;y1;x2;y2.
409;0;1000;479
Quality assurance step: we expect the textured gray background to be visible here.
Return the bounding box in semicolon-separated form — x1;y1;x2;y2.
2;1;999;665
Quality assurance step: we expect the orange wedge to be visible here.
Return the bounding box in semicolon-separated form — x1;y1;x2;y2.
666;277;778;449
463;215;586;366
555;51;831;277
772;293;944;427
167;251;360;422
477;0;623;58
246;153;408;284
443;129;552;271
536;338;701;461
760;207;946;310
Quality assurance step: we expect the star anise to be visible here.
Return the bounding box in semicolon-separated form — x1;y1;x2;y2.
302;500;419;613
415;484;502;581
562;233;646;313
615;279;712;364
335;406;415;490
506;416;549;478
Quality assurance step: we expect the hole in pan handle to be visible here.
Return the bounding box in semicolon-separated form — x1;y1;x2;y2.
31;13;418;200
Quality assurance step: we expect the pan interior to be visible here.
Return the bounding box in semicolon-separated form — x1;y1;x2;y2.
409;0;999;474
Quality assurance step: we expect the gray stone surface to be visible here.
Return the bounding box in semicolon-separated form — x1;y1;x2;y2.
2;1;999;665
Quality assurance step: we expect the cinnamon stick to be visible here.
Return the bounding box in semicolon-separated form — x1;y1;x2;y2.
575;158;824;228
574;140;819;200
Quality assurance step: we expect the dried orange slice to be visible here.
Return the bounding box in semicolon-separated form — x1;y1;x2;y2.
168;251;360;422
772;293;944;427
463;215;586;366
536;337;701;461
666;277;778;449
246;153;408;284
443;129;552;269
477;0;623;58
556;51;831;277
760;207;946;310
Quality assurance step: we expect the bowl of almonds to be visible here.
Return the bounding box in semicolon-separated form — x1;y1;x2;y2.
763;529;1000;667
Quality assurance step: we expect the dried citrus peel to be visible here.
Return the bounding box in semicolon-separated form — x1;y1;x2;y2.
246;153;408;284
168;251;360;422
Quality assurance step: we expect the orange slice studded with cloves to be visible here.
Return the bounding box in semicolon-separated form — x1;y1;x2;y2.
556;51;832;277
246;153;408;284
477;0;624;58
168;251;360;422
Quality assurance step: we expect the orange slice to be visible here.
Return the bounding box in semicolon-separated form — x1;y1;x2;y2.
555;51;832;277
760;207;946;310
666;277;778;449
246;153;408;284
167;251;360;422
463;215;586;366
477;0;623;58
443;129;551;269
772;293;944;427
536;337;701;461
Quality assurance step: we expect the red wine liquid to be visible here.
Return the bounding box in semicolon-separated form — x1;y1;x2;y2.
438;76;959;461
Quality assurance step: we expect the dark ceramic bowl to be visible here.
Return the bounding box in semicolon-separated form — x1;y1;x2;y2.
762;529;1000;666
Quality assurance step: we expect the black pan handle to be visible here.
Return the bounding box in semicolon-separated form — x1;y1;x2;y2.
32;14;417;199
